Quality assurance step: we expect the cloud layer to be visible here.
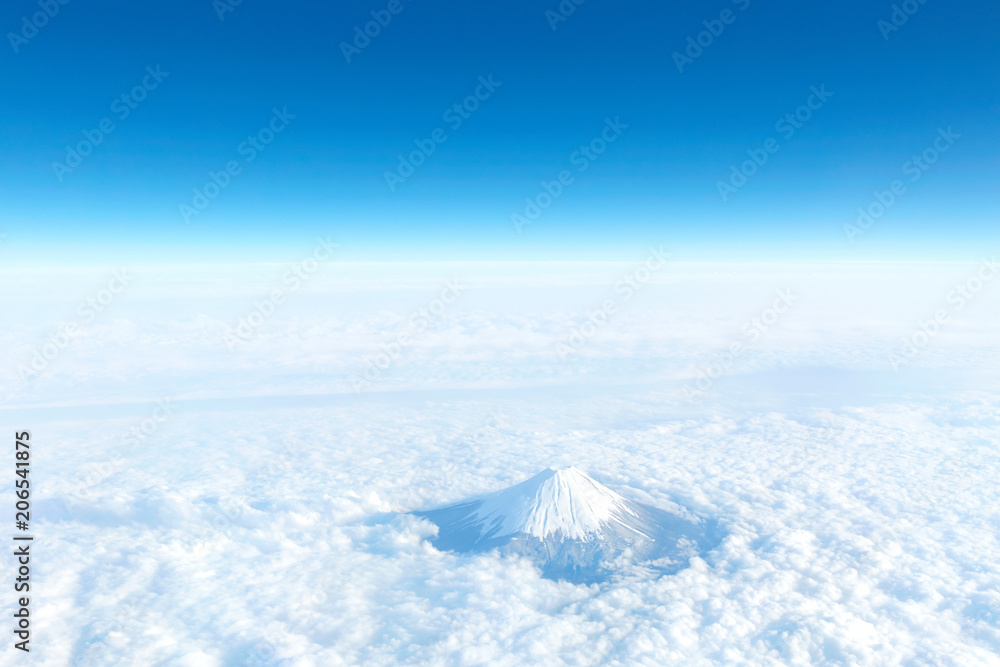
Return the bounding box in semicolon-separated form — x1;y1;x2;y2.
1;261;998;665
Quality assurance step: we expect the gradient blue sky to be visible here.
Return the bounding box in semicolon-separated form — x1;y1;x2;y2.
1;0;997;264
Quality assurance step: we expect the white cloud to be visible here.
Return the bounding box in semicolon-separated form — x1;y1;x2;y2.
1;262;998;665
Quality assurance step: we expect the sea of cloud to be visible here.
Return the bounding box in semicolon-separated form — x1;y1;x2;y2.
0;258;998;665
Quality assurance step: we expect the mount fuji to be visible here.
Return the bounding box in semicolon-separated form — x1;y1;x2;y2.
415;467;715;583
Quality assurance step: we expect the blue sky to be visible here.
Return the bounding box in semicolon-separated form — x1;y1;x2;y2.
1;0;997;264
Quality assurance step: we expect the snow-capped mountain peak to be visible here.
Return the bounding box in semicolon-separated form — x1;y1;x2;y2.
415;467;715;583
469;466;644;541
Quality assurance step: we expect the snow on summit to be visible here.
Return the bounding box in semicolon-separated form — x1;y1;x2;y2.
415;466;716;583
470;466;641;540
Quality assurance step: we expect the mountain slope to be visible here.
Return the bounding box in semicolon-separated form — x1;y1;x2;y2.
415;467;714;583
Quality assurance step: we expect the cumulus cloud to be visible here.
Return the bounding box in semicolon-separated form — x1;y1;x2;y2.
1;262;998;665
